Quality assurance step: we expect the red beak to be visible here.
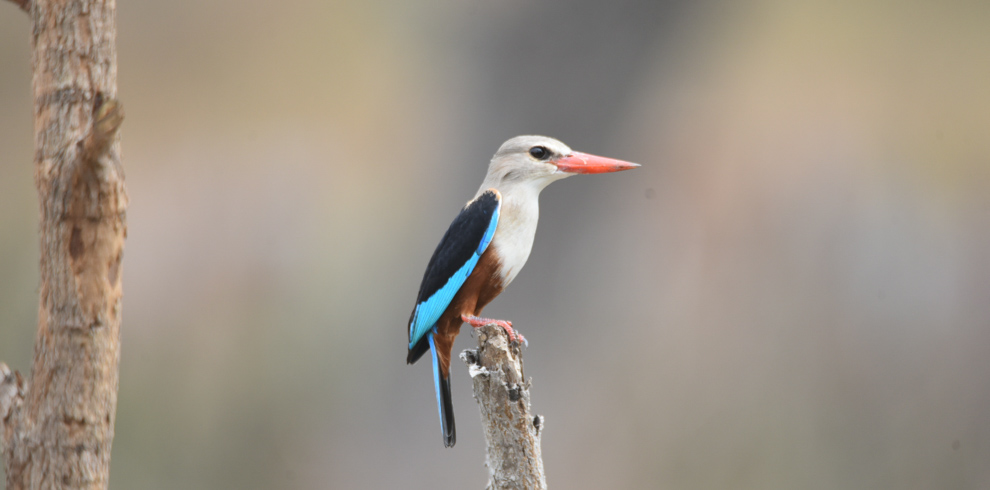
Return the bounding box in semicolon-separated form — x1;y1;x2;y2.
554;151;641;174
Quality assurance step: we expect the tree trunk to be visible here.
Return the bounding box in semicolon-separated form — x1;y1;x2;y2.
460;325;547;490
0;0;126;488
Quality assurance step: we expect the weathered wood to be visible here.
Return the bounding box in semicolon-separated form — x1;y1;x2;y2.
1;0;126;488
460;324;547;490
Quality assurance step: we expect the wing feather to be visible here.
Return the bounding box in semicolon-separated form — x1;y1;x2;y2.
407;190;501;350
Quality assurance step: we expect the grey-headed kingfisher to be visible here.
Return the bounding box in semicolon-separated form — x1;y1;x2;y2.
407;135;639;447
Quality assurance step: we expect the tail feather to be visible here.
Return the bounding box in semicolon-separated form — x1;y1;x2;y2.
429;334;456;447
407;335;430;364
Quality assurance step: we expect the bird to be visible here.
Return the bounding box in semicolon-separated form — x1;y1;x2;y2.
407;135;639;447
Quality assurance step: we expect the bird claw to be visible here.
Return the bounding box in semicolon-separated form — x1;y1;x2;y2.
462;314;527;347
501;324;527;347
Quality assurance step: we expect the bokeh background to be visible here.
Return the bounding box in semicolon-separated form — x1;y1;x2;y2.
3;0;990;488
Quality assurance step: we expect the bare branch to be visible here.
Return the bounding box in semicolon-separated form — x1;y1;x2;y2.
5;0;30;13
3;0;126;486
461;324;547;490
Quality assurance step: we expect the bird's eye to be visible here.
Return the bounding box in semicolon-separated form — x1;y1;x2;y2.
529;146;550;161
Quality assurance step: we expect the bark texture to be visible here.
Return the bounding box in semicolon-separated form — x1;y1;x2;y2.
1;0;126;488
460;325;547;490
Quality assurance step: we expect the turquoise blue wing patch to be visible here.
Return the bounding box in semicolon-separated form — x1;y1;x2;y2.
408;191;501;348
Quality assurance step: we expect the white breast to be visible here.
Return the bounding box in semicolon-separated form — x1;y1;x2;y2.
491;194;539;286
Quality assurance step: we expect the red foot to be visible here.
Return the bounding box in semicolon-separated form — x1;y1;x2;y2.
461;314;528;346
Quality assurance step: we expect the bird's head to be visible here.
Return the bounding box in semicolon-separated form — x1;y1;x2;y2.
482;135;639;195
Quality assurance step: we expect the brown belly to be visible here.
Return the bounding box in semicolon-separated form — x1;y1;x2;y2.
431;246;505;376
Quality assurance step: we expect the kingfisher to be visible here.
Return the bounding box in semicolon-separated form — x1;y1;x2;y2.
407;135;639;447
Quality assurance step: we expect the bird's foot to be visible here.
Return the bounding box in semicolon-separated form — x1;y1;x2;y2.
461;314;528;347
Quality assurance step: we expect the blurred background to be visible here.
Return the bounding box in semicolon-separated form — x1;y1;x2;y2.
2;0;989;488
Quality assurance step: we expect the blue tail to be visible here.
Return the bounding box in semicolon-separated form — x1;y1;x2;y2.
428;334;456;447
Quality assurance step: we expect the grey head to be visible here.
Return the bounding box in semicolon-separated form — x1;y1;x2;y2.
478;135;576;195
